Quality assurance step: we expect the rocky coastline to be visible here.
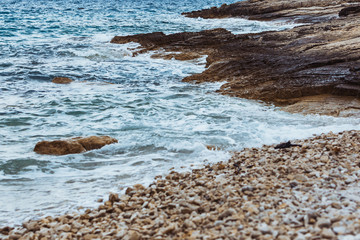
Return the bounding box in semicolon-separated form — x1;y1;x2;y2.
111;0;360;117
2;130;360;239
2;0;360;239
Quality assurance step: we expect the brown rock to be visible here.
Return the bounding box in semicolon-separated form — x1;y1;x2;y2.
111;0;360;116
52;77;73;84
34;136;118;155
109;193;119;203
34;139;86;155
183;0;353;23
0;226;13;235
22;220;40;232
76;136;118;151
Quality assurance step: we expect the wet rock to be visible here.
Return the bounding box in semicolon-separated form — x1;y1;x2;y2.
56;224;71;232
23;220;40;232
52;77;73;84
0;226;13;235
76;136;118;151
183;0;352;23
339;5;360;16
108;193;119;203
34;136;118;155
112;0;360;116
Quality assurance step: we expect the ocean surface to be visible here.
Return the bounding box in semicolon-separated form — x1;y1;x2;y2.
1;0;360;226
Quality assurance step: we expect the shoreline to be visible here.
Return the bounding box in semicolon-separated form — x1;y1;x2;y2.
2;0;360;239
111;0;360;117
2;130;360;239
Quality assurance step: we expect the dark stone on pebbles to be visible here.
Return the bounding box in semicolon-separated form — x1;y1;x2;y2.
275;141;302;149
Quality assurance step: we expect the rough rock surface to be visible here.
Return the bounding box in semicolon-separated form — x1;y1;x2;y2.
34;136;118;155
52;77;73;84
183;0;360;23
111;0;360;116
4;130;360;239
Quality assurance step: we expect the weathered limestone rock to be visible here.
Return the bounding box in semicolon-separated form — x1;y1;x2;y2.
111;0;360;116
183;0;359;23
52;77;73;84
34;136;118;155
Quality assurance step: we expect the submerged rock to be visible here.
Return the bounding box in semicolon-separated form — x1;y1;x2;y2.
52;77;73;84
34;136;118;155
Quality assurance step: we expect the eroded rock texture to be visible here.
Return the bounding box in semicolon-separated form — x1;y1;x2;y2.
34;136;118;155
183;0;360;23
111;0;360;116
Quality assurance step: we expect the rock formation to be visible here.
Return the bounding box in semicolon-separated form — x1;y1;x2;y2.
34;136;118;155
111;0;360;116
183;0;360;23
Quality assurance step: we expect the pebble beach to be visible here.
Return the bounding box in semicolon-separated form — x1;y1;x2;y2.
2;130;360;239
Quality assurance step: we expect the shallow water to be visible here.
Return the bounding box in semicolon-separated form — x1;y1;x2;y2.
1;0;359;226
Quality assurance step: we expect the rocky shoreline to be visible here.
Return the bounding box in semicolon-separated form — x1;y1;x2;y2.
2;1;360;239
2;130;360;239
111;0;360;117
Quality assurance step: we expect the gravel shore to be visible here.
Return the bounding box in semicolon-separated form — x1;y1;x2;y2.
2;130;360;240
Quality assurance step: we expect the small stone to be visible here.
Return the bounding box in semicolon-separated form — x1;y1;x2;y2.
317;218;331;228
218;208;236;220
161;223;177;235
0;226;13;235
241;185;254;192
56;224;71;232
251;231;261;238
52;77;73;84
331;202;342;209
125;187;134;195
294;174;308;182
321;228;336;239
23;221;40;232
39;227;52;237
8;233;22;240
332;226;347;235
214;220;224;226
133;184;145;190
320;155;329;162
258;223;272;234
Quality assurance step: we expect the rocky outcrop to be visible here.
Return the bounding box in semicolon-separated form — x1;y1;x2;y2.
52;77;73;84
183;0;360;23
34;136;118;155
111;0;360;116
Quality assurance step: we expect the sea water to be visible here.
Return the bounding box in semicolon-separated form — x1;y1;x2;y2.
0;0;359;226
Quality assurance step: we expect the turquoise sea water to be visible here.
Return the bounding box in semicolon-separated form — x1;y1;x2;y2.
1;0;359;226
